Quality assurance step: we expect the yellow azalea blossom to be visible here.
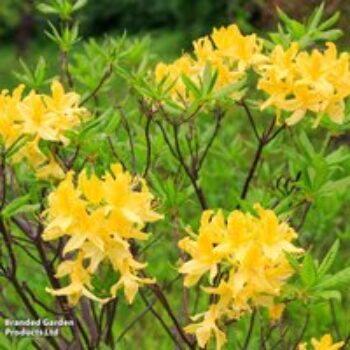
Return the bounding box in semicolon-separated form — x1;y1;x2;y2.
268;303;285;321
179;204;302;350
44;163;162;304
211;24;263;69
36;154;65;180
298;334;344;350
0;80;89;178
46;253;109;306
178;210;227;286
155;23;263;106
258;42;350;126
0;84;25;147
185;304;226;350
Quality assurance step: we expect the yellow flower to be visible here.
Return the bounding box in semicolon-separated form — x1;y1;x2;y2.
178;210;226;286
298;334;345;350
43;80;89;144
258;42;350;126
19;91;59;141
0;81;89;178
36;154;65;180
268;303;285;321
78;169;104;204
185;304;226;350
311;334;344;350
155;23;263;106
0;84;25;147
46;253;108;306
44;163;162;304
211;24;263;69
179;204;302;350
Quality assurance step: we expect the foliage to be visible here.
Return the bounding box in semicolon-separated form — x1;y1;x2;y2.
0;2;350;350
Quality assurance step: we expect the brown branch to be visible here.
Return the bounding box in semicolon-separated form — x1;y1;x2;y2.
292;313;310;350
22;282;63;316
116;297;157;343
0;219;17;277
197;109;224;171
60;51;74;89
242;309;256;350
149;283;195;349
80;63;113;106
240;117;284;202
80;298;99;348
143;114;153;178
329;300;341;340
118;106;137;173
238;100;260;141
0;154;6;210
173;125;207;210
107;136;126;168
296;201;312;231
140;290;184;350
104;298;118;347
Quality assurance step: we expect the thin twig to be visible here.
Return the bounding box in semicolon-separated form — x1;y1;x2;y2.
0;154;6;210
292;313;310;350
107;136;126;168
240;116;283;202
80;63;113;106
296;201;312;231
104;298;118;347
22;282;63;316
329;300;341;339
116;298;157;342
143;115;153;177
173;125;207;210
341;333;350;350
12;238;41;264
119;106;137;173
149;282;195;349
140;291;184;350
238;100;260;141
197;109;224;171
116;275;182;343
242;309;256;350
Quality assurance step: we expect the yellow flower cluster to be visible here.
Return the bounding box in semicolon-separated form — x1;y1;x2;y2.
155;24;263;104
258;42;350;126
298;334;344;350
178;204;303;349
0;81;88;178
43;163;163;305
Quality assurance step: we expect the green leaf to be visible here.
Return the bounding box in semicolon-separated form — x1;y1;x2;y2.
307;3;324;32
319;12;340;31
1;195;38;219
17;338;33;350
5;135;31;159
318;240;339;278
181;74;201;98
313;290;342;302
212;78;246;99
0;332;12;350
315;267;350;290
316;29;343;41
72;0;88;12
277;7;305;38
284;251;300;272
300;253;317;287
320;176;350;195
298;131;315;159
37;3;58;14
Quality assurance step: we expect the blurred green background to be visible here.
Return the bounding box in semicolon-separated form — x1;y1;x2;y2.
1;0;350;89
